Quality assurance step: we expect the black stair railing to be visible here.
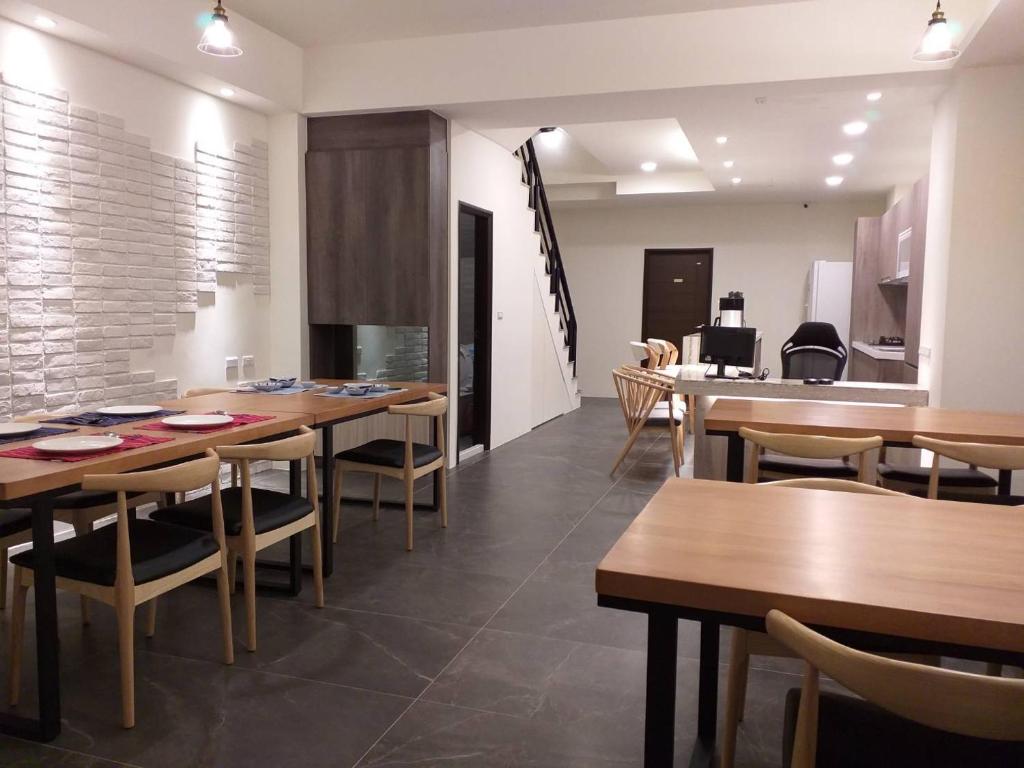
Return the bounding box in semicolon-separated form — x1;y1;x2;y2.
517;138;578;377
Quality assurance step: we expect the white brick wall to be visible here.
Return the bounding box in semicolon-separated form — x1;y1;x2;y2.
0;72;271;417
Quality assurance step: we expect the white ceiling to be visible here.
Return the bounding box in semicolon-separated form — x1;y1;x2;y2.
228;0;799;47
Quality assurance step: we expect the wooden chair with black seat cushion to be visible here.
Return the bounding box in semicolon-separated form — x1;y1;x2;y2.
0;509;34;611
151;426;324;652
7;451;234;729
766;609;1024;768
720;478;908;768
332;393;448;552
914;435;1024;505
739;427;882;483
612;366;685;477
877;446;998;497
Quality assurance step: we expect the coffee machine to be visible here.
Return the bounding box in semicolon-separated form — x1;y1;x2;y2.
715;291;746;328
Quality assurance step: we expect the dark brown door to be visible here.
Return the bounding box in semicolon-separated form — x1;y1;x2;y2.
641;249;713;346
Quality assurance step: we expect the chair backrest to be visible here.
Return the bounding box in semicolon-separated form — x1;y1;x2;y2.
766;609;1024;768
387;393;448;465
629;341;656;367
761;478;905;496
912;435;1024;500
781;322;848;379
183;387;232;398
739;427;883;483
81;451;225;590
612;366;676;431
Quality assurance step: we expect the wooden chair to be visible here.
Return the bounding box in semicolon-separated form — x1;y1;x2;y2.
151;426;324;652
8;452;234;728
182;387;239;489
739;427;882;484
647;337;696;434
877;445;998;497
721;477;905;768
611;366;685;477
766;609;1024;768
0;510;33;611
331;393;448;552
914;436;1024;504
628;341;657;368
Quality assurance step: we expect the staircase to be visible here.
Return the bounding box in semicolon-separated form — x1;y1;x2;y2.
515;138;581;407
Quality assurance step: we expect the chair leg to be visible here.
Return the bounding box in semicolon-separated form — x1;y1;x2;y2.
231;463;238;489
227;552;239;595
0;548;7;611
722;629;751;768
73;518;92;626
8;567;27;706
610;425;645;475
667;420;681;478
311;517;325;609
438;465;448;528
116;593;136;728
688;394;696;435
243;547;257;652
404;471;415;552
145;598;157;638
331;464;343;544
216;553;235;665
372;473;382;521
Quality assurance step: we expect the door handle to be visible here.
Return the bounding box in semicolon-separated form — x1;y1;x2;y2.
673;278;684;283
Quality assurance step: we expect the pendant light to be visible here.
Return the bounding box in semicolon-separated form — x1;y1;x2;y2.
912;1;960;62
198;2;242;57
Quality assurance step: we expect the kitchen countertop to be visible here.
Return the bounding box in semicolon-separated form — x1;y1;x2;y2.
851;340;906;362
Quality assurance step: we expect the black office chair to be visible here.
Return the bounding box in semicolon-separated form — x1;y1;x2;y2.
781;322;848;379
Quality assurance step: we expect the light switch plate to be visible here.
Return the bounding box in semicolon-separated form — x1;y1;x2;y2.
241;355;255;368
225;356;239;371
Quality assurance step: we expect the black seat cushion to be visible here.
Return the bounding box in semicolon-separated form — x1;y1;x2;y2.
758;455;858;479
53;489;146;510
878;463;998;489
10;519;217;587
150;487;313;536
336;439;442;470
783;689;1024;767
0;508;33;539
908;489;1024;505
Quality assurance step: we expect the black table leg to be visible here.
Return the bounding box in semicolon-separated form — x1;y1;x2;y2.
320;425;334;577
691;621;720;767
0;498;63;741
998;469;1013;495
725;432;745;483
644;609;678;768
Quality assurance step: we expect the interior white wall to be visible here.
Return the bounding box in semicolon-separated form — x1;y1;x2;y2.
448;123;577;459
556;199;886;398
0;16;271;396
932;64;1024;414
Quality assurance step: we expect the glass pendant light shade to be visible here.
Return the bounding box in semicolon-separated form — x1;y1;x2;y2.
913;2;960;62
198;2;242;57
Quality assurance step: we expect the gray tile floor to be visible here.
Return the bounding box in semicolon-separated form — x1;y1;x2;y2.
0;398;803;767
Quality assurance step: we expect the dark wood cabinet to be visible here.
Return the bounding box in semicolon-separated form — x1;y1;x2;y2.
305;111;448;382
850;349;905;384
903;178;929;368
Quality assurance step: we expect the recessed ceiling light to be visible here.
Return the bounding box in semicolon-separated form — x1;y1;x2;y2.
220;87;236;98
731;177;742;185
34;15;57;29
716;136;729;145
826;176;845;187
843;121;869;136
723;160;735;169
866;91;882;102
640;161;658;172
537;127;564;149
832;153;854;166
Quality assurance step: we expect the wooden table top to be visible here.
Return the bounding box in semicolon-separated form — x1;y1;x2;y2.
596;479;1024;654
157;380;447;426
703;398;1024;446
0;410;309;501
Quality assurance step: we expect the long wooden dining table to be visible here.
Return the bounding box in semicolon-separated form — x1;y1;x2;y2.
596;479;1024;768
704;398;1024;489
1;378;445;743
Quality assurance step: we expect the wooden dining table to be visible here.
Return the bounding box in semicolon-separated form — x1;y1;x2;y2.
596;479;1024;767
0;409;310;742
704;398;1024;489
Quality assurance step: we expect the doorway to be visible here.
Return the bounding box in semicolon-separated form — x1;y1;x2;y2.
641;249;714;347
457;204;493;461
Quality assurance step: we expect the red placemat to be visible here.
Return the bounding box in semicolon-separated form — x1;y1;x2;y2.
137;413;276;434
0;434;174;462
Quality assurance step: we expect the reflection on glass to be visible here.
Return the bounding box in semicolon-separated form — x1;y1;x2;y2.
354;325;428;382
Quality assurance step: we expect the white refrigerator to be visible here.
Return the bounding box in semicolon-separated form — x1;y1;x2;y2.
805;261;853;370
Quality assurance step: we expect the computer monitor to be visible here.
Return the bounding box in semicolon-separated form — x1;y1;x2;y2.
699;326;756;379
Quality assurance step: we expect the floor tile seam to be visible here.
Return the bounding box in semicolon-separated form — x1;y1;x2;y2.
350;423;662;766
0;737;146;768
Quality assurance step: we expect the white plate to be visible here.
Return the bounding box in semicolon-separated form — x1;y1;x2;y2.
33;435;124;454
0;422;43;437
96;405;163;416
161;414;234;429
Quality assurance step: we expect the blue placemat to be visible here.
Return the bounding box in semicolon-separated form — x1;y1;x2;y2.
315;387;407;399
42;409;185;427
0;426;77;446
235;386;312;395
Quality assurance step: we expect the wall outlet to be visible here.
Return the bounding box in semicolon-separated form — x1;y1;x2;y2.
225;356;239;373
241;355;255;370
497;311;504;320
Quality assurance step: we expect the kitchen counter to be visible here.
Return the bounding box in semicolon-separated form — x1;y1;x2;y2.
851;340;905;362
